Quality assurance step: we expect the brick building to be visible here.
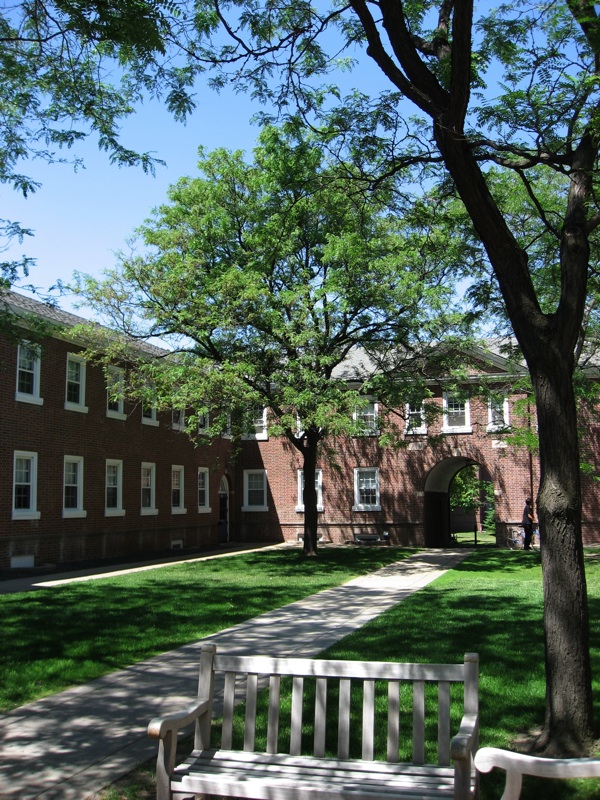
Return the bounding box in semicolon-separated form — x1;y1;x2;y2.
2;290;597;569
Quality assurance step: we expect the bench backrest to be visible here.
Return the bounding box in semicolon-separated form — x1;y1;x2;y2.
195;644;478;767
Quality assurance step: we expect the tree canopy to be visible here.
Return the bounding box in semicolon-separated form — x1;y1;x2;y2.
75;124;467;553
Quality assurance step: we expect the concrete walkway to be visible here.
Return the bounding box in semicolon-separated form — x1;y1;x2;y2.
0;548;469;799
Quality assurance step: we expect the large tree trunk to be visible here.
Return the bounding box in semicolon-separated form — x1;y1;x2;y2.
433;123;594;754
532;357;593;755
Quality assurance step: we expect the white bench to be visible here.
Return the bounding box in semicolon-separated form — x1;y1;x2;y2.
148;644;479;800
475;746;600;798
352;532;390;545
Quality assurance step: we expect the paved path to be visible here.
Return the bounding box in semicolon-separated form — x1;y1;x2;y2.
0;548;469;799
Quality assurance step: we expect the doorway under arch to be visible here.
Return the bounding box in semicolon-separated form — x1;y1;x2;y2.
423;456;480;547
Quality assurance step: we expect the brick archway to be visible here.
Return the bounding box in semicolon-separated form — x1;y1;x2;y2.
423;456;479;547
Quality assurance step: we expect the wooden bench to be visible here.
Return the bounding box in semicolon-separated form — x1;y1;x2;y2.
148;644;479;800
475;746;600;798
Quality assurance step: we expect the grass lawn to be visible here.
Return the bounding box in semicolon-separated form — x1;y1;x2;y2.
0;545;412;712
321;547;600;799
98;546;600;800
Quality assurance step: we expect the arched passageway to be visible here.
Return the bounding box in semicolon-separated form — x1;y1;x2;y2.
423;456;479;547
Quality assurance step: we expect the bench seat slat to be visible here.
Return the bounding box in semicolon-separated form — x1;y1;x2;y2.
174;751;459;799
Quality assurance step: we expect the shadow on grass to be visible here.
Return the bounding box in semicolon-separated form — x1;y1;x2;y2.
0;547;414;710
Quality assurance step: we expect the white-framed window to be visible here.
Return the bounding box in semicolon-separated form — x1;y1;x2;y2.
442;393;471;433
353;468;381;511
105;460;125;517
296;469;324;512
63;456;86;518
172;409;186;431
65;353;88;412
406;402;427;435
487;397;510;432
171;465;186;514
16;342;43;405
141;462;158;514
243;469;268;511
243;407;268;440
141;405;158;426
12;451;40;520
353;400;379;435
106;366;126;419
198;468;211;513
197;410;210;434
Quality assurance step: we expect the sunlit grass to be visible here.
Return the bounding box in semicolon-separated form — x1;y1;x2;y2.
0;546;413;711
320;548;600;799
95;547;600;800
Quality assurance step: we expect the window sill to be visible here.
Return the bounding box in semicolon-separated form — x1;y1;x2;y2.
441;427;472;435
105;509;126;517
12;510;41;520
171;508;188;515
352;505;382;512
107;410;127;421
62;510;88;519
197;507;212;514
295;506;325;513
141;508;159;516
64;402;89;413
242;505;269;512
141;418;159;427
15;393;44;406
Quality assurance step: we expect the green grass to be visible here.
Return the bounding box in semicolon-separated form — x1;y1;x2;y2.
94;547;600;800
319;548;600;799
0;546;413;712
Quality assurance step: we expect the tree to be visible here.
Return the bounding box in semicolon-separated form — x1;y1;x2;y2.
75;125;464;555
0;0;200;286
177;0;600;756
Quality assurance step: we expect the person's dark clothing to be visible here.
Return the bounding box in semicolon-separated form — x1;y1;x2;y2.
522;501;534;550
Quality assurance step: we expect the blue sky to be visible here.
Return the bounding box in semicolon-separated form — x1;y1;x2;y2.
6;41;391;320
5;84;274;316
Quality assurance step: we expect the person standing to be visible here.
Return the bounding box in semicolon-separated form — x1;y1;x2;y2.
522;498;535;550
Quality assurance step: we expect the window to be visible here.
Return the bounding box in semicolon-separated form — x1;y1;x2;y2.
63;456;86;518
141;463;158;514
65;354;88;412
442;393;471;433
243;407;268;440
353;468;381;511
171;408;186;430
406;402;427;435
296;469;324;512
106;367;126;419
488;397;509;432
197;410;210;434
105;460;125;516
171;466;186;514
16;343;43;405
198;468;211;512
243;469;268;511
141;405;158;426
12;451;40;520
354;400;379;435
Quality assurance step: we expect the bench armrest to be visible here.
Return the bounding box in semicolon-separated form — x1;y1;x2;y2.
148;696;211;739
450;712;479;761
149;697;212;800
475;745;600;779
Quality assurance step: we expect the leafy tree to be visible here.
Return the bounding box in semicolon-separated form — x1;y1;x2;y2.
74;125;465;555
177;0;600;755
0;0;199;285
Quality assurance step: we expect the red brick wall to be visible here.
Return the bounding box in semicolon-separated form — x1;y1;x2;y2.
3;327;596;569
